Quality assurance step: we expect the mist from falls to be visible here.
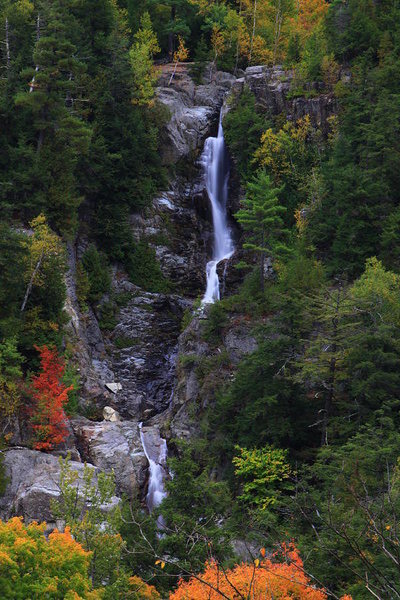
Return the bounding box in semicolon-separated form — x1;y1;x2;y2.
202;112;234;304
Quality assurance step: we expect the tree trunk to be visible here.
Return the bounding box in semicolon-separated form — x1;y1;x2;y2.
29;14;41;93
5;17;11;70
20;250;44;313
168;61;178;86
320;290;341;446
260;252;265;292
249;0;257;64
168;5;176;61
235;0;243;74
321;356;336;446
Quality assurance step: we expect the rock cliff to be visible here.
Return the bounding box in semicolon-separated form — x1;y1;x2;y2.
0;64;338;524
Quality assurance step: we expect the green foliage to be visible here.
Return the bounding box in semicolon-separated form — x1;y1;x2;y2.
52;454;122;589
213;333;310;461
159;441;232;573
223;87;270;179
81;245;111;304
130;12;160;106
98;301;117;332
125;241;170;293
114;336;139;349
291;418;400;599
202;302;228;344
62;360;81;416
190;36;209;83
0;338;23;380
233;445;292;510
235;170;290;291
0;224;27;339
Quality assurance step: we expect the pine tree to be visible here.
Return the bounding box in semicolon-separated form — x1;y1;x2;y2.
130;12;160;106
235;170;290;291
14;0;91;235
295;286;356;445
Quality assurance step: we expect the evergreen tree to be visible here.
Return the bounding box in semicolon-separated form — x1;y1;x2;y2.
235;170;290;291
13;0;91;235
295;286;356;446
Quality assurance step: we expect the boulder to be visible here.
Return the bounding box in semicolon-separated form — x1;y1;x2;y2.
103;406;121;422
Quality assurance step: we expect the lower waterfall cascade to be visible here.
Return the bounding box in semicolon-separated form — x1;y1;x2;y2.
139;422;168;527
202;110;235;304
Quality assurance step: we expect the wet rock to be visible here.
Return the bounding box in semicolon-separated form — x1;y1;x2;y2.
107;282;188;418
0;447;120;524
71;417;148;499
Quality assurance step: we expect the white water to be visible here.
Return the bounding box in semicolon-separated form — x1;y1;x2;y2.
139;423;167;528
202;113;234;304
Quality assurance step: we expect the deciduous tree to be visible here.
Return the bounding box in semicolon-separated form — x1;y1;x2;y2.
29;345;72;450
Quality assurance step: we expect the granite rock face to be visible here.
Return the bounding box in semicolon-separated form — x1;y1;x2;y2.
71;417;148;498
168;310;258;442
0;448;120;525
157;66;236;165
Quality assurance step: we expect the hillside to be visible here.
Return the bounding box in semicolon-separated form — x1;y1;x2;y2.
0;1;399;598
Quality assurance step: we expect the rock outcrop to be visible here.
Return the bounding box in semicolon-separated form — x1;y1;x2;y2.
157;66;236;165
71;417;148;498
168;310;258;442
0;448;120;525
232;65;337;133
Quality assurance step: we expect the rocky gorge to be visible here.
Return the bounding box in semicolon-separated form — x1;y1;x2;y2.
0;64;338;523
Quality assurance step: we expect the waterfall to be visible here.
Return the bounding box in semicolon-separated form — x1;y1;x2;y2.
202;111;234;304
139;423;167;528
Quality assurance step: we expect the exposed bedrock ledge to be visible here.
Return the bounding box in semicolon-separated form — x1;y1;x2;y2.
70;417;148;499
0;448;120;525
232;65;337;133
156;67;236;165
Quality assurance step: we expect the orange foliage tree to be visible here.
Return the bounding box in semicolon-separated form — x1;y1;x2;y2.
295;0;328;35
30;345;72;450
170;543;327;599
0;517;101;598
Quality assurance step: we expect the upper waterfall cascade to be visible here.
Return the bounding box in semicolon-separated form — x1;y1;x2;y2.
202;112;234;304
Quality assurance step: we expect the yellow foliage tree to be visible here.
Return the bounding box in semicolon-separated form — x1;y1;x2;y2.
20;214;65;313
130;12;160;106
0;517;102;599
169;36;189;85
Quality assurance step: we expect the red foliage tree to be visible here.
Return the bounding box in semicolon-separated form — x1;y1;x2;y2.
30;345;72;451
